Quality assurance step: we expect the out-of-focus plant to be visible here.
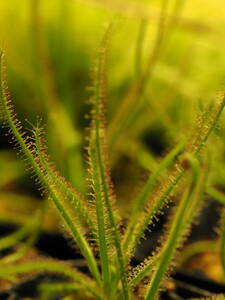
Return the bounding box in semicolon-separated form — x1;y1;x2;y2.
0;14;225;297
0;0;225;299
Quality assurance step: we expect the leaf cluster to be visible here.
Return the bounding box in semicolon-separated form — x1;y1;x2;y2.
0;18;225;300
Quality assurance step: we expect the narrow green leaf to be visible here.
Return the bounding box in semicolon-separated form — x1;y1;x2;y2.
144;155;202;300
39;282;102;300
0;212;39;251
0;259;100;299
89;24;130;299
208;188;225;277
125;96;225;259
207;187;225;205
108;0;169;152
0;52;101;285
123;140;185;256
32;124;95;231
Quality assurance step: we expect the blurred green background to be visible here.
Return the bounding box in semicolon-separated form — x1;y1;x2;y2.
0;0;225;238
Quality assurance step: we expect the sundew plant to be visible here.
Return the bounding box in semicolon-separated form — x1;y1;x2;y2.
0;11;225;300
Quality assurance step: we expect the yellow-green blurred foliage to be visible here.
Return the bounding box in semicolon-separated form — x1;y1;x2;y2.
0;0;225;229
